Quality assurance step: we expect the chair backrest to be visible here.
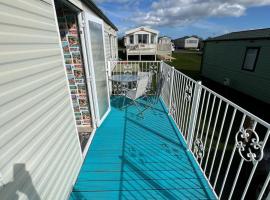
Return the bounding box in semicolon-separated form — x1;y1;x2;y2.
135;75;149;99
138;72;154;90
156;74;165;98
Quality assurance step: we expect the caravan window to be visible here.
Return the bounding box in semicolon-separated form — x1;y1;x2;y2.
151;34;155;44
129;35;134;44
242;47;260;71
187;40;197;44
138;34;148;44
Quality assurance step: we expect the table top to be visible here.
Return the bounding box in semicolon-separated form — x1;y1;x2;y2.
110;74;140;82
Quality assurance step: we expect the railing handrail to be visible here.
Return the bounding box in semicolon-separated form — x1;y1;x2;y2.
110;60;161;63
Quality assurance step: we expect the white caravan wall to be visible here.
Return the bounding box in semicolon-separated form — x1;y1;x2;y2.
0;0;82;200
184;37;199;48
104;23;118;61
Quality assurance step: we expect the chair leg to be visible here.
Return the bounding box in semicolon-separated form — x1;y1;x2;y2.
121;95;134;110
138;95;160;116
121;95;155;118
133;100;144;118
121;95;126;109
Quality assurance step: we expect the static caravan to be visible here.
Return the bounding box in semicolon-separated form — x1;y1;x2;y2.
124;26;159;60
0;0;117;200
158;36;172;45
174;36;199;49
201;28;270;103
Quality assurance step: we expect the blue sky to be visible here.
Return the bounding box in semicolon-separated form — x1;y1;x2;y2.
94;0;270;39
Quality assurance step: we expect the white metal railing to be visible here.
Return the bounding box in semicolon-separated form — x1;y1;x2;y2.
108;61;270;200
126;44;157;50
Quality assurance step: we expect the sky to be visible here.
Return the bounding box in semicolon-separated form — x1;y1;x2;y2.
93;0;270;39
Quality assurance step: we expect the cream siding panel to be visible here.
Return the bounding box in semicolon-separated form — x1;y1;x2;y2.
0;1;82;200
104;32;111;61
104;22;118;61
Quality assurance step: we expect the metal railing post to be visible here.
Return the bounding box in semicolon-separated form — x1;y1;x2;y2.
187;81;202;149
168;67;175;114
107;61;112;95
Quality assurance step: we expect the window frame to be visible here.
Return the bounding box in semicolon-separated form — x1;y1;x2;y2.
241;47;260;72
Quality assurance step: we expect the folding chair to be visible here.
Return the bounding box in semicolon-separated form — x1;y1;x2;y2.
122;74;150;116
153;73;165;103
140;73;165;111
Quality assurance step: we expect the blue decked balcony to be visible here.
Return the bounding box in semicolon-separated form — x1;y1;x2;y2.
70;97;216;200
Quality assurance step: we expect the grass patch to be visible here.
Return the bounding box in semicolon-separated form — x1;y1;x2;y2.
166;52;202;80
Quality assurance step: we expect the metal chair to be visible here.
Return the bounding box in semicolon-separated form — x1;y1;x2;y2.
154;73;165;103
122;74;150;116
140;73;165;110
138;72;154;92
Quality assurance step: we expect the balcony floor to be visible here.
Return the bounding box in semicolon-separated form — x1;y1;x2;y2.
70;97;216;200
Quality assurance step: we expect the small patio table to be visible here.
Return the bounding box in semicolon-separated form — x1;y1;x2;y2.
110;74;140;83
110;74;141;94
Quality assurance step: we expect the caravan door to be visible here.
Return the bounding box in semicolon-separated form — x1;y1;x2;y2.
83;12;110;127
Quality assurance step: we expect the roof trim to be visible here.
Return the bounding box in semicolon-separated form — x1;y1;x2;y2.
205;37;270;42
81;0;118;31
125;26;159;35
159;36;171;39
174;36;198;41
205;28;270;42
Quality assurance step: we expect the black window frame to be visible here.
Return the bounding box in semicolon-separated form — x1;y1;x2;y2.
242;47;260;72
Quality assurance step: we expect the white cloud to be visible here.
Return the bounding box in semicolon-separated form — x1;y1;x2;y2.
93;0;270;35
130;0;270;26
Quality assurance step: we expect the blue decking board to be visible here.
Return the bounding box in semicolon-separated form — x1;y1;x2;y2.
80;162;195;172
73;178;205;191
70;97;216;200
70;189;213;200
76;173;202;182
80;159;196;173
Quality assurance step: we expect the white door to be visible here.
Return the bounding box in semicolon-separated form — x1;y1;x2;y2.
83;12;111;127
